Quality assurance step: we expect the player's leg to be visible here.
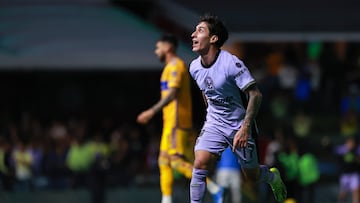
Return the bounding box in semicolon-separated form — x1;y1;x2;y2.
169;128;194;179
159;129;174;203
350;173;360;203
338;174;347;203
215;169;241;203
230;171;242;203
169;155;192;178
169;128;223;200
191;149;218;203
352;188;360;203
190;130;228;203
232;137;286;202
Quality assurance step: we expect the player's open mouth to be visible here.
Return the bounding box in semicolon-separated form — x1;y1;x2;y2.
192;40;199;46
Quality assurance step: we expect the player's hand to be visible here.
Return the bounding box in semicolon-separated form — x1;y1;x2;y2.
232;125;250;151
136;109;155;124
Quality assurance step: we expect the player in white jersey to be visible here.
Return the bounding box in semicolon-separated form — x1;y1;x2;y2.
188;13;287;203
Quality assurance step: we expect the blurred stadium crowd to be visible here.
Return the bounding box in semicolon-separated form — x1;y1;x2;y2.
0;39;359;203
1;1;360;202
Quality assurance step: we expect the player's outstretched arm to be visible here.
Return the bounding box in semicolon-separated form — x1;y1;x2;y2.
136;88;178;125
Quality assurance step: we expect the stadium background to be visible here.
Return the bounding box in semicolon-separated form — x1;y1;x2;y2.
0;0;360;202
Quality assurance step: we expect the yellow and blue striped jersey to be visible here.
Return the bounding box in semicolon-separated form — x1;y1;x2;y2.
160;57;192;129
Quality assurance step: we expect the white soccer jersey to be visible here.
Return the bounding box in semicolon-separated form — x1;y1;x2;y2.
189;50;255;130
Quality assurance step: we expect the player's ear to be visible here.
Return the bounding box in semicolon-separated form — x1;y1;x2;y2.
210;35;218;44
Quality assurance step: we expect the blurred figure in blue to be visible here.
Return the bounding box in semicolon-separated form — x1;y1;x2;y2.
215;147;242;203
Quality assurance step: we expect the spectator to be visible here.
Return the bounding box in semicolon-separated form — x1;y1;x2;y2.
297;151;320;203
12;138;33;191
334;137;360;203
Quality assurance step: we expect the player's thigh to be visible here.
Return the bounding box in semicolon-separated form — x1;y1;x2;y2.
194;129;228;156
160;128;172;152
232;139;259;169
168;128;192;156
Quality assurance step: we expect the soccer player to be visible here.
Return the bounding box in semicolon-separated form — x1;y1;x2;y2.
188;13;287;203
136;34;224;203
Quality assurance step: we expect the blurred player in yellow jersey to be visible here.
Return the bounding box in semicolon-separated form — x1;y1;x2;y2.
137;34;225;203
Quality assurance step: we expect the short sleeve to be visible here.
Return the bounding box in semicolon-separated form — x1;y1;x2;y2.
167;63;183;89
227;57;255;91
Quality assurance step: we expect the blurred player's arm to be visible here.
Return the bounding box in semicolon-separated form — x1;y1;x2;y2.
151;87;178;113
136;88;178;124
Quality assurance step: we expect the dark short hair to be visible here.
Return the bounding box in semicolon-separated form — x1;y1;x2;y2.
199;13;228;48
158;34;178;50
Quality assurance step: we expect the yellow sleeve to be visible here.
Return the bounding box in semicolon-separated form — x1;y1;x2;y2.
166;63;184;89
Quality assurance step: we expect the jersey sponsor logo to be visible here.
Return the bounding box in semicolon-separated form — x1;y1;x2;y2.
235;62;242;68
234;68;246;79
209;96;234;106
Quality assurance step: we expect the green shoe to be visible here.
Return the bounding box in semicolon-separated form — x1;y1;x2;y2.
269;167;287;202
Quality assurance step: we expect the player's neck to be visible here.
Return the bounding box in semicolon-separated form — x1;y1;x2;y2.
201;48;220;67
165;53;177;64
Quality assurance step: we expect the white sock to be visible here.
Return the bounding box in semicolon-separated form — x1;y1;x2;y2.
161;195;172;203
207;179;220;194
